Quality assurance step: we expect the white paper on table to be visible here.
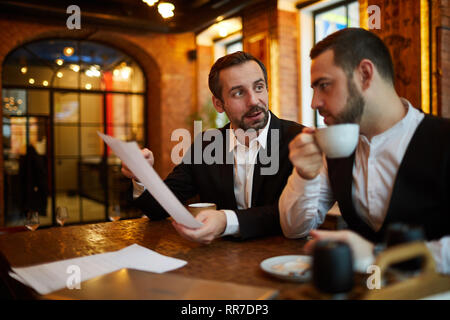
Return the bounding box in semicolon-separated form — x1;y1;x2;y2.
9;244;187;295
97;132;202;229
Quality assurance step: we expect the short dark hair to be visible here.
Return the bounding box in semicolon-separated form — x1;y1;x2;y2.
208;51;268;102
310;28;394;84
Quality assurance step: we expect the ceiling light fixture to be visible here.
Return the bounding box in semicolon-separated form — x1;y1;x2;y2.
56;59;64;66
142;0;158;6
158;2;175;19
20;66;27;74
216;21;229;38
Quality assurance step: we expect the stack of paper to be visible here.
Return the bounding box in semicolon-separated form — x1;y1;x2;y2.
9;244;187;295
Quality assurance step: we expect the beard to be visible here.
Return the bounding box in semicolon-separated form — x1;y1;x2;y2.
237;105;270;131
334;78;365;124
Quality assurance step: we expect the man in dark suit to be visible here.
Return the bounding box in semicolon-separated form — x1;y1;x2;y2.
122;51;303;244
280;28;449;266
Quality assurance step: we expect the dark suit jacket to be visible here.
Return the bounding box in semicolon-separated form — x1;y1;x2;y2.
134;112;303;239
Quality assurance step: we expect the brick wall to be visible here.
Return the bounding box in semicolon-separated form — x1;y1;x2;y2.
196;45;214;114
435;0;450;118
0;16;197;224
277;9;300;121
366;0;423;110
242;0;300;122
242;0;278;114
438;28;450;118
361;0;449;118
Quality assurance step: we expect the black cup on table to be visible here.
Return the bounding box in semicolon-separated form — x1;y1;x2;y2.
312;240;354;296
384;223;425;272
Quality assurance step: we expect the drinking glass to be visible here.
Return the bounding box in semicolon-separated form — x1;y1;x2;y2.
56;206;69;226
25;211;40;231
109;204;121;222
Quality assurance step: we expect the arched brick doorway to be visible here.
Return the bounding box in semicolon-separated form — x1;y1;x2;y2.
1;30;161;227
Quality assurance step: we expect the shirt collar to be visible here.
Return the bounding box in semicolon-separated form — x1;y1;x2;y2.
361;98;418;145
229;111;271;152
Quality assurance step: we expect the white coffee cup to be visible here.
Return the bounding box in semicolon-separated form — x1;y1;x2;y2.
187;203;216;216
314;124;359;158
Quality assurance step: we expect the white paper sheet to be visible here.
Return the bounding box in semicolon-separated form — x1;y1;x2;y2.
9;244;187;295
97;132;202;228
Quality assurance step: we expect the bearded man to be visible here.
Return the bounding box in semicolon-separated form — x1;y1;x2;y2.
279;28;450;253
123;51;303;244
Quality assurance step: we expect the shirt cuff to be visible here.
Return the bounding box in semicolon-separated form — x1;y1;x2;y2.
221;210;240;237
289;168;322;195
132;179;146;199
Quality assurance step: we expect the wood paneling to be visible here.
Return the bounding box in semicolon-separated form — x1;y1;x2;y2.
367;0;423;110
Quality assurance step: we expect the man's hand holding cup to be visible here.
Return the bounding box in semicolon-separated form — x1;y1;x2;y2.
289;124;359;180
288;127;323;180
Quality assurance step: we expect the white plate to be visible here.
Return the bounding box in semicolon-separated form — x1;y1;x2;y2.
260;255;312;282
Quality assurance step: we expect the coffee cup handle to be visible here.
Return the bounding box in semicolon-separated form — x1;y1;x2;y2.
374;241;436;277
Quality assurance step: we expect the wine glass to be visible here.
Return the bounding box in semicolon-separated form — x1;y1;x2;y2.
109;204;121;222
25;211;40;231
56;206;69;226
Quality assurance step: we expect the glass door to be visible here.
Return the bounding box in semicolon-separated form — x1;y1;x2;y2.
54;91;106;224
2;89;52;226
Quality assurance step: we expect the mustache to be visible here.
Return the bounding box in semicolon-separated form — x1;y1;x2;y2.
244;105;267;117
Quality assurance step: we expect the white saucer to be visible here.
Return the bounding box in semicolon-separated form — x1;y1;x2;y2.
260;255;312;282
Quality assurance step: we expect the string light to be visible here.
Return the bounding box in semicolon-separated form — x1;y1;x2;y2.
20;66;28;74
85;65;101;77
56;72;63;78
55;59;64;66
3;96;21;112
113;63;133;80
70;64;80;72
63;47;74;57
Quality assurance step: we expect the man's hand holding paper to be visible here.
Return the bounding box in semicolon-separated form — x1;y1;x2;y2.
121;148;154;181
172;209;228;244
98;132;203;229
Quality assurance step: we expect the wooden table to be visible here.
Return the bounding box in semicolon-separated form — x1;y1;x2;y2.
0;217;367;300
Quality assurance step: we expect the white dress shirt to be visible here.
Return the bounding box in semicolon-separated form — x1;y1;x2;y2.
279;99;450;274
133;112;272;237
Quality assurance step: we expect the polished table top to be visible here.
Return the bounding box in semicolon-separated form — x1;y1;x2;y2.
0;217;367;299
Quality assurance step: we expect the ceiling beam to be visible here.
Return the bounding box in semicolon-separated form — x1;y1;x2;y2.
0;1;170;33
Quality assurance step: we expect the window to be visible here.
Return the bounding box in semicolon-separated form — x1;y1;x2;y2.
314;1;360;43
225;39;243;55
313;1;359;127
2;40;146;227
299;0;359;127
